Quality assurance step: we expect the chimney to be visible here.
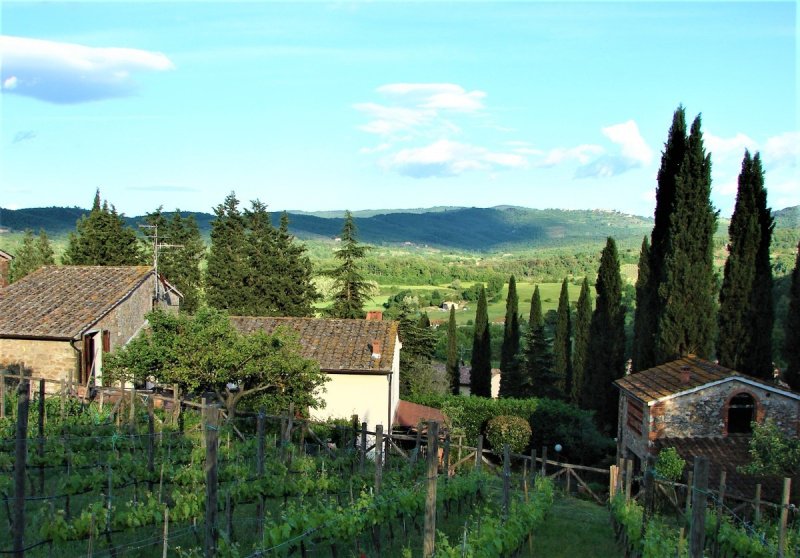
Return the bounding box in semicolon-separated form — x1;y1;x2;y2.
366;311;383;321
680;366;691;384
371;340;382;359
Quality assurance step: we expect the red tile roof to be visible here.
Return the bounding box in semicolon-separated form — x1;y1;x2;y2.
394;400;448;428
230;316;399;373
0;266;153;339
614;356;792;404
0;250;12;261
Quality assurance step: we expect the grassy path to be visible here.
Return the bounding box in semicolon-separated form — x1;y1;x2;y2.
525;495;621;557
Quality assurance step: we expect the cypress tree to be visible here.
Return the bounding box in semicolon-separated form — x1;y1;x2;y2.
446;306;460;395
470;285;492;397
553;278;572;398
9;229;55;282
718;151;774;377
631;237;654;371
784;241;800;391
499;275;522;397
523;285;559;399
326;211;370;319
206;192;249;312
267;212;320;317
585;238;626;431
241;199;278;315
572;277;592;406
396;302;438;397
656;115;718;362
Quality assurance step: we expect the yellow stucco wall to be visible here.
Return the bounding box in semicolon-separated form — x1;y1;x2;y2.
0;338;78;384
311;373;393;430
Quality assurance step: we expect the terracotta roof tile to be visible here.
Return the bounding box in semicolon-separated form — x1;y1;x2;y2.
394;400;448;428
230;316;398;373
0;250;12;261
0;266;153;339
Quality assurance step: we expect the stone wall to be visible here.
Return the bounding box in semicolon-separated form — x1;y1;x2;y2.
0;338;78;384
95;274;156;352
0;258;9;288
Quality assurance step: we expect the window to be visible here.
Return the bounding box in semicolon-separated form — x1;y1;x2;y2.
727;393;756;434
627;397;644;435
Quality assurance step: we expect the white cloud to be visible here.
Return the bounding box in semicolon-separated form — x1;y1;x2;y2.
0;35;174;104
376;83;486;112
534;145;604;167
763;132;800;168
359;143;392;154
705;131;757;160
385;139;526;178
353;102;434;135
602;120;653;166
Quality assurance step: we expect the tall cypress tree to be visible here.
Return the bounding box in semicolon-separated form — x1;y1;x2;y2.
656;115;717;362
784;241;800;391
631;237;654;371
572;277;592;406
499;275;522;398
553;278;572;398
206;192;249;312
585;238;626;431
718;151;773;377
327;211;370;319
268;212;320;317
523;285;559;399
470;286;492;397
446;306;460;395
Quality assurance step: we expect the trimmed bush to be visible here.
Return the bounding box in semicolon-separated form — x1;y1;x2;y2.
486;415;532;453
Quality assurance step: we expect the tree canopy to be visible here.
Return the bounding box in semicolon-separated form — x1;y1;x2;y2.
9;229;55;282
326;211;371;319
469;285;492;397
499;275;522;398
571;277;592;406
523;285;559;399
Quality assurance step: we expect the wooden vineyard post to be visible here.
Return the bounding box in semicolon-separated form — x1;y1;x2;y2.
351;414;358;452
360;422;367;474
256;411;266;538
0;370;5;418
690;456;709;558
374;424;384;494
502;444;511;519
778;477;791;558
38;379;46;495
172;384;179;425
625;459;634;502
443;435;451;479
129;386;136;434
13;379;30;558
685;471;693;516
286;403;295;465
541;446;548;477
423;421;439;558
200;397;207;449
147;396;155;491
475;435;483;471
162;507;169;558
412;425;423;465
641;456;655;536
713;470;727;558
754;483;762;523
204;406;219;558
530;449;537;479
609;465;618;500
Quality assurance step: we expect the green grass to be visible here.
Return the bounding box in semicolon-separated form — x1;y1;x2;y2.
526;496;620;557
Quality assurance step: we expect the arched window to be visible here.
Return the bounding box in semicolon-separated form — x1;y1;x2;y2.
727;393;756;434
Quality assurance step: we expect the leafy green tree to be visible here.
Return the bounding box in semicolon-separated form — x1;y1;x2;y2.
584;238;626;431
631;237;654;372
470;285;492;397
523;285;559;399
553;278;572;397
499;275;522;398
397;302;439;397
446;306;460;395
718;151;774;378
63;190;143;266
143;208;205;313
740;419;800;478
656;115;718;362
784;241;800;390
9;229;55;282
104;307;327;420
205;192;249;312
571;277;592;405
326;211;370;319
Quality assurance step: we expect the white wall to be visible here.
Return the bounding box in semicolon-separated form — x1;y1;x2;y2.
311;373;392;431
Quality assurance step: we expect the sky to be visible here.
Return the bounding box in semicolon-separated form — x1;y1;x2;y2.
1;1;798;218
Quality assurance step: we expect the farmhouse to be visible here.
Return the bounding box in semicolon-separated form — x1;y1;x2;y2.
0;249;11;288
615;355;800;499
230;315;401;431
0;266;181;389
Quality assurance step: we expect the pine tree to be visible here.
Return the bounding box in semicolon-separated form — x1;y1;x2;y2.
718;151;773;377
656;115;718;362
631;237;654;371
397;302;438;396
326;211;370;319
784;241;800;391
553;278;572;398
241;199;278;315
523;285;559;399
499;275;522;398
9;229;55;282
206;192;249;312
63;190;143;266
446;306;460;395
584;238;626;431
571;277;592;405
470;286;492;397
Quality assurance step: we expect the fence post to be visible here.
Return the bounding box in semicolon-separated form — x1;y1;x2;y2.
129;386;136;434
351;414;358;451
641;455;655;536
13;379;30;558
204;406;219;558
172;384;179;425
609;465;618;500
778;477;791;558
147;396;155;490
713;470;727;558
443;435;451;479
530;449;537;478
162;507;169;558
753;483;762;523
690;456;709;558
38;379;46;495
423;421;439;558
0;370;5;418
375;424;384;495
502;444;511;519
625;458;634;502
475;435;484;471
359;422;367;474
412;424;423;465
541;446;548;477
256;411;266;540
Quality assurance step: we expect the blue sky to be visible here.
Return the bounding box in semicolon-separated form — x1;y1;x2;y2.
1;1;797;218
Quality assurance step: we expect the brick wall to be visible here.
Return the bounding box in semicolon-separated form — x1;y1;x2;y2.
0;338;78;384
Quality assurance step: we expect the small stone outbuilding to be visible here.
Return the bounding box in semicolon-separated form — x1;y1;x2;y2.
0;266;181;389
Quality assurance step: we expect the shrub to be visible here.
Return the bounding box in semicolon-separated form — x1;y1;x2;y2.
655;447;686;482
486;415;532;453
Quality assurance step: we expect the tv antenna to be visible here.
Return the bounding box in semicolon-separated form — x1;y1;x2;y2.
139;223;183;300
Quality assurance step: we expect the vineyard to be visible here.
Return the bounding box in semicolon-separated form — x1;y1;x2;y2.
0;377;556;557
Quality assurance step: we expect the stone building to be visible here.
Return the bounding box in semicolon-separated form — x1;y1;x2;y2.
0;249;11;288
615;355;800;500
0;266;180;389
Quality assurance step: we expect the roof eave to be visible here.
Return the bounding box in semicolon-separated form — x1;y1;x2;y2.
644;376;800;406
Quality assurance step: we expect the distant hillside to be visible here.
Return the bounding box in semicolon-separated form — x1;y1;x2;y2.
1;204;796;252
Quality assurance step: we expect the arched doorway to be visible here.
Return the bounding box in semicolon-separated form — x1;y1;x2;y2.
727;393;756;434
